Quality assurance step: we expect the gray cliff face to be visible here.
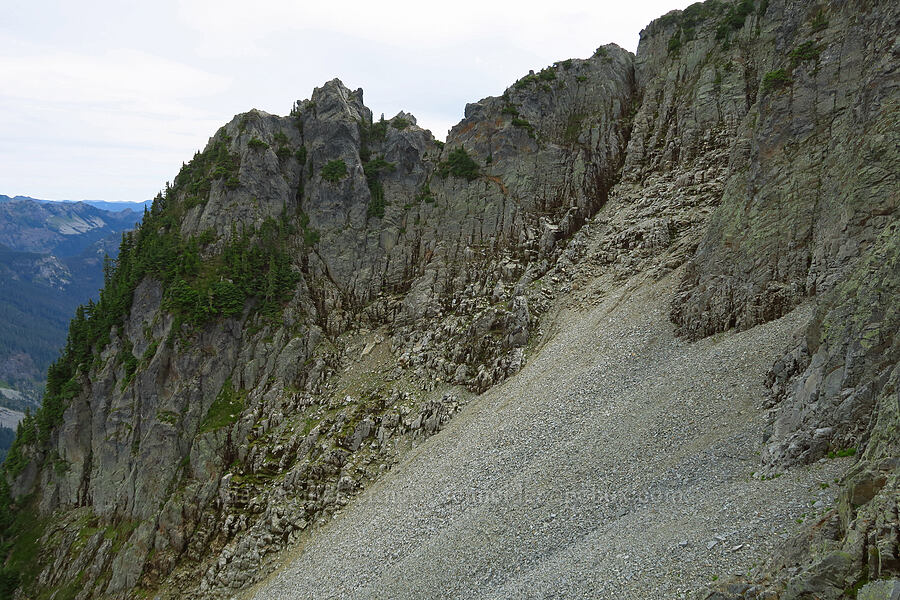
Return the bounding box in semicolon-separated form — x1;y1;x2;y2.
671;0;898;340
4;1;898;599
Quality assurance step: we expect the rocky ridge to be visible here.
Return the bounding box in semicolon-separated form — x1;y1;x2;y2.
0;0;897;599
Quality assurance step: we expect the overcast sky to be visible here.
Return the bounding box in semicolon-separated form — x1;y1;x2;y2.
0;0;692;203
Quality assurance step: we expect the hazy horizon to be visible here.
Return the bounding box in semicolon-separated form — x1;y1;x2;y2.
1;193;148;204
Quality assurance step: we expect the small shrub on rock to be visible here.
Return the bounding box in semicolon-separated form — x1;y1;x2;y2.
321;159;348;183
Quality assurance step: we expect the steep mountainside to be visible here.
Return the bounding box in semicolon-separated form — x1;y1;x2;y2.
0;0;896;599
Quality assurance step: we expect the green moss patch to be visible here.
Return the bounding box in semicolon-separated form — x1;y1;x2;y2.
199;379;247;433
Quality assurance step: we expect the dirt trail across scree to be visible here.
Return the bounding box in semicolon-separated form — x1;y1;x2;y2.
249;272;849;600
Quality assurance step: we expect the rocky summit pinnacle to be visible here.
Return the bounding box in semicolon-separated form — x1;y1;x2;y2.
0;0;897;599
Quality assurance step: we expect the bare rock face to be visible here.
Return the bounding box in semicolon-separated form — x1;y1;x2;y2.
670;0;899;340
763;223;900;468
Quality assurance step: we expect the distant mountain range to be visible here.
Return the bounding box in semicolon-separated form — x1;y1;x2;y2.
0;196;142;414
0;194;152;213
0;195;142;255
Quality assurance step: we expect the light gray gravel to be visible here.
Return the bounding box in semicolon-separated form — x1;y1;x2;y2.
248;274;848;600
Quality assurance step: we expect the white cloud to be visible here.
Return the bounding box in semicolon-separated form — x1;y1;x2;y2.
0;44;233;200
176;0;679;57
0;49;230;104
